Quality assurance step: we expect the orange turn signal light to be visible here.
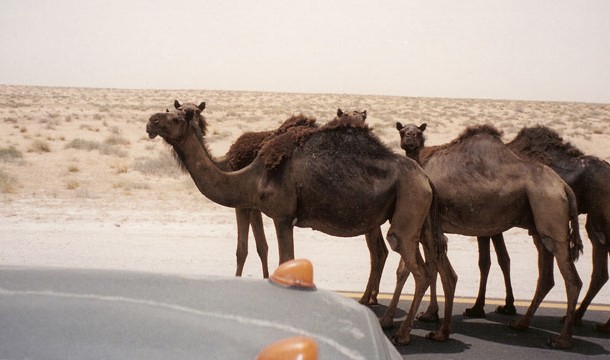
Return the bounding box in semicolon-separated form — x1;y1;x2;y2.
270;259;316;289
256;335;318;360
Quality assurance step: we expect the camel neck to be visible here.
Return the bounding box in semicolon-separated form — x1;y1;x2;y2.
174;133;259;209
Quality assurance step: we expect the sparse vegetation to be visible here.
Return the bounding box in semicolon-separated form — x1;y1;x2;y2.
0;146;23;162
104;134;130;146
0;168;18;193
66;179;80;190
28;140;51;153
133;152;181;177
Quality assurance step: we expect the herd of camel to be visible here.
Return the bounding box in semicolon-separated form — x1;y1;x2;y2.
146;100;609;349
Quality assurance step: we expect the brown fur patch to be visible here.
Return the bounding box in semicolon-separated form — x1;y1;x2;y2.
509;125;584;165
258;112;370;170
454;124;503;142
229;114;318;170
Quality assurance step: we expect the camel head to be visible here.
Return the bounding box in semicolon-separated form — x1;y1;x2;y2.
396;122;427;154
146;100;207;145
336;108;367;124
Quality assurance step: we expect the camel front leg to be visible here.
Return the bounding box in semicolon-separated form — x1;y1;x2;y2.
249;209;270;278
388;235;430;346
510;235;554;331
464;236;492;318
492;233;516;315
273;218;295;264
234;208;251;277
360;228;388;305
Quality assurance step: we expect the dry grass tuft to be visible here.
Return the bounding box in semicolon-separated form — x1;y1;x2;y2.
0;168;18;193
133;152;181;177
0;146;23;162
66;179;80;190
28;140;51;153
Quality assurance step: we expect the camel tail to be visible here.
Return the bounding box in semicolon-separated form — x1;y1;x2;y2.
565;183;583;262
429;180;447;260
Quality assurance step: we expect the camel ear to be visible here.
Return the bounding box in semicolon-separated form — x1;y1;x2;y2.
361;110;367;120
395;122;403;131
198;102;206;111
174;100;181;109
419;123;427;132
337;108;343;117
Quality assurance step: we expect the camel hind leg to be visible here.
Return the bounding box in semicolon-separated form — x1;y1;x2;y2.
574;217;609;327
360;227;388;305
510;235;554;330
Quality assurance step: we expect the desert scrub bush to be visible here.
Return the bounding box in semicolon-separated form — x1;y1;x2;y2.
133;152;181;177
112;180;150;191
0;168;18;193
104;134;130;146
68;164;80;173
65;138;128;158
0;146;23;162
66;179;80;190
28;140;51;153
65;138;101;151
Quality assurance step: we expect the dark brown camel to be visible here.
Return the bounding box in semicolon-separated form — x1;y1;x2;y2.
172;103;385;304
387;123;583;349
146;103;457;344
475;126;610;332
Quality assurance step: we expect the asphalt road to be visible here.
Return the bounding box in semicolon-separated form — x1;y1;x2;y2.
358;293;610;359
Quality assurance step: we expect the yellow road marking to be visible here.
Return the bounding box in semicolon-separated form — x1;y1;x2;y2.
336;291;610;312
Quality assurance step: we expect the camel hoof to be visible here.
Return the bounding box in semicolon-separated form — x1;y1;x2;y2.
416;311;440;323
379;316;394;330
508;320;529;331
391;333;411;346
495;304;517;316
464;306;486;318
427;330;449;342
547;335;573;349
596;323;610;334
359;297;378;306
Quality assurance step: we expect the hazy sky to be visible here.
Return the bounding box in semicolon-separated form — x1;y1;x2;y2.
1;0;609;103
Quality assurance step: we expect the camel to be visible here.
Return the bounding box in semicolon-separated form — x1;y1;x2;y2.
146;102;457;344
173;100;318;279
172;102;385;303
386;122;583;349
509;126;610;333
460;125;610;334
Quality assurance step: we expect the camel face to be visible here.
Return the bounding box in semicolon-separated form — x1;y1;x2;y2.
146;111;192;144
396;122;427;152
336;108;367;124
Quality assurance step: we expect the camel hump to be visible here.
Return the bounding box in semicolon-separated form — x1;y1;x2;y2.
258;110;371;170
455;124;503;142
511;125;584;158
258;114;318;170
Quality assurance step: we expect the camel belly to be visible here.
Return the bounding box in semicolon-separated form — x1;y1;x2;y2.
437;192;532;236
294;192;395;237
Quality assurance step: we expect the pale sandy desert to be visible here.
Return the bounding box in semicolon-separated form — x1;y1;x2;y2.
1;84;609;305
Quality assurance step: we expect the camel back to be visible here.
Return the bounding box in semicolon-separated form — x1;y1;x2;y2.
258;114;381;170
507;125;584;165
227;114;318;170
419;124;503;165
